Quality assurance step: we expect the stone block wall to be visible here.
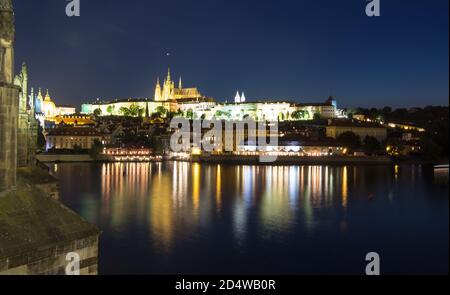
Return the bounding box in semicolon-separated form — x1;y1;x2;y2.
0;84;19;191
17;112;29;167
0;235;99;275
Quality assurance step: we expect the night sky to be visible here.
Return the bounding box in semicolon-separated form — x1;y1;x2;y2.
13;0;449;109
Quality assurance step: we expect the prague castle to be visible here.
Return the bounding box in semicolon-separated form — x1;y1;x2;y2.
81;68;345;121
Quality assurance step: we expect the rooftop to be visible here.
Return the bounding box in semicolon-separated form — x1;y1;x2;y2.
328;119;386;129
46;127;102;136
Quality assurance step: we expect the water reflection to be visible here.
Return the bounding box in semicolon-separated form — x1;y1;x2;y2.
54;162;449;274
93;162;393;241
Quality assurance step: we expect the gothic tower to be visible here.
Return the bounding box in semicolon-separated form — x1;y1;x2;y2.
14;62;29;167
235;91;241;104
162;67;174;101
0;0;19;190
154;77;162;101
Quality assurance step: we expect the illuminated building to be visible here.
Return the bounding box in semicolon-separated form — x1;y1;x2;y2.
386;122;426;132
81;69;211;116
102;147;160;162
326;119;388;142
45;126;102;150
236;139;347;157
35;88;76;126
296;97;338;119
154;68;202;101
53;114;95;126
81;69;343;121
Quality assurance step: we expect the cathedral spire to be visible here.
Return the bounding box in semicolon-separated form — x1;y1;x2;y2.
235;91;241;104
178;76;182;89
45;89;50;101
241;92;246;103
154;77;162;102
29;87;34;109
167;67;171;82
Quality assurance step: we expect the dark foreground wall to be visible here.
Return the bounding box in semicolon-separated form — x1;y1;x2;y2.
0;170;100;275
0;84;19;191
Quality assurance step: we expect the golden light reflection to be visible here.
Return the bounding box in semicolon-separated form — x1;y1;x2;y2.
394;165;399;181
216;165;222;210
342;166;348;208
192;163;201;215
95;162;369;253
149;171;174;251
259;166;294;234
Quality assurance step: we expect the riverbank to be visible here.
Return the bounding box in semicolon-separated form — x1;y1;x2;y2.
37;153;449;166
190;154;392;165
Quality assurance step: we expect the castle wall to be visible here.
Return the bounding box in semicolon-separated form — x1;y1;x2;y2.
0;235;99;275
0;84;19;190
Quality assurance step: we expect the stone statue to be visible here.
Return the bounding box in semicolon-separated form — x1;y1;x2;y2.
0;0;15;84
14;62;28;113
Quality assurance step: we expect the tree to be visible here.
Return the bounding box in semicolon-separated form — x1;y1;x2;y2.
381;106;392;118
119;107;130;116
138;107;145;118
337;131;361;151
291;110;306;120
363;136;381;155
186;109;194;120
93;108;102;117
156;106;168;117
214;110;225;118
166;111;177;120
89;139;103;160
129;104;141;117
419;136;442;162
313;113;321;121
106;105;114;115
175;109;184;117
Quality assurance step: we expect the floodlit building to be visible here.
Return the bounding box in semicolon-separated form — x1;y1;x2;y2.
295;97;338;119
45;127;103;150
326;119;388;142
34;88;76;127
80;69;343;121
154;68;202;102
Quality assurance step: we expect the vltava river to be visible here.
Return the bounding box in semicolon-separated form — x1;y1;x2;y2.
53;162;448;274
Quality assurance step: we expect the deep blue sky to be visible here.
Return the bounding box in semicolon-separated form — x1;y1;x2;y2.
13;0;449;109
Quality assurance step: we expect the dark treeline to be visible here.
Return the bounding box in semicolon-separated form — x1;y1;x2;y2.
349;106;449;160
